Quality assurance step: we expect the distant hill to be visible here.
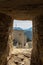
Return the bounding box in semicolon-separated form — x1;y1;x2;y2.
24;27;32;31
13;27;23;30
28;27;32;31
24;27;32;40
24;31;32;40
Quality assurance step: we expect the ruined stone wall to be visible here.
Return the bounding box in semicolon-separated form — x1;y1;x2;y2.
30;15;43;65
13;30;27;48
0;13;12;65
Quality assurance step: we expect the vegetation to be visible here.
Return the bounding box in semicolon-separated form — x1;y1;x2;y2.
27;38;31;42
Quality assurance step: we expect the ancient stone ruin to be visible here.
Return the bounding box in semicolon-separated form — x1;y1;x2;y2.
0;0;43;65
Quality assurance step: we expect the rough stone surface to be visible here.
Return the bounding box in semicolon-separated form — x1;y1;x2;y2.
0;13;12;65
8;30;14;55
30;15;43;65
0;2;43;65
7;53;31;65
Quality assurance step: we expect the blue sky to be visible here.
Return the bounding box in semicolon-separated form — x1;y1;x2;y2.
13;20;32;29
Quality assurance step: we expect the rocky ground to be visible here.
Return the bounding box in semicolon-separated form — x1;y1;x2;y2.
7;48;32;65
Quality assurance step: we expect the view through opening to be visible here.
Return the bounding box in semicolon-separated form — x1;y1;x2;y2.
13;20;32;49
8;20;33;65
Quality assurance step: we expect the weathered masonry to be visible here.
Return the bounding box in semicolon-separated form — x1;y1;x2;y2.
0;0;43;65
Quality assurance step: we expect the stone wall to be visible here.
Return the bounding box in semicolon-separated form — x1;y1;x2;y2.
30;15;43;65
8;30;14;55
0;13;12;65
13;30;27;48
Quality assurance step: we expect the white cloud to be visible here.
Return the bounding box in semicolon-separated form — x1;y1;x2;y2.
13;20;32;29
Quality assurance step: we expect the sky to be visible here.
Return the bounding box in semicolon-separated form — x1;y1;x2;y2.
13;20;32;29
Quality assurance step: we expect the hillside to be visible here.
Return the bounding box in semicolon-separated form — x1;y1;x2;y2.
24;27;32;40
13;27;23;30
24;31;32;40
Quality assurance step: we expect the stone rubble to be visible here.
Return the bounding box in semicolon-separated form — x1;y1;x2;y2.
7;53;31;65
